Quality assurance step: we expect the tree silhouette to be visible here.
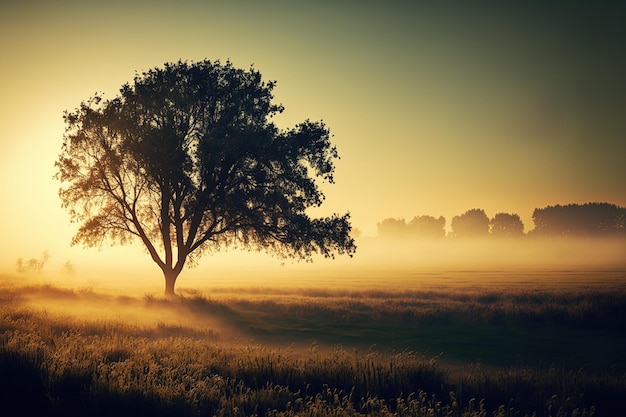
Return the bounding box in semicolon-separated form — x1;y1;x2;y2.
377;218;407;239
16;251;50;274
490;213;524;237
407;215;446;238
451;209;489;238
56;60;355;296
531;202;626;237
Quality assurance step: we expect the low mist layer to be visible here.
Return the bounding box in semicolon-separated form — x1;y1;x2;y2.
2;235;624;295
353;236;626;271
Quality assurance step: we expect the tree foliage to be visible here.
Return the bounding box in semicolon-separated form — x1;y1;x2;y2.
377;218;407;239
451;209;489;238
373;202;625;242
377;215;446;239
56;60;355;295
408;215;446;238
531;203;626;237
490;213;524;237
16;251;50;274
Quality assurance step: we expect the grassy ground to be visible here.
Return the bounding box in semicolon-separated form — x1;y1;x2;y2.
173;272;626;372
1;269;625;416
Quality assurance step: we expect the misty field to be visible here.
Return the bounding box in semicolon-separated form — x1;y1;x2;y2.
1;269;625;416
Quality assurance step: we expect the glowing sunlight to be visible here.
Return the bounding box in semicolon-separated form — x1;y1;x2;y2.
1;2;625;416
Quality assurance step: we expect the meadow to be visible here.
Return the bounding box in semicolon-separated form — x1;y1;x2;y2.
1;268;625;416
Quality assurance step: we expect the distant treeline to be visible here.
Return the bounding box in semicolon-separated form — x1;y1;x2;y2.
377;202;626;239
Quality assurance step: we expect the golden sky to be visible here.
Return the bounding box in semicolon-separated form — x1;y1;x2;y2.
1;1;625;278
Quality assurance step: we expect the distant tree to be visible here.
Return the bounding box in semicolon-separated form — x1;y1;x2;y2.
62;260;75;275
451;209;489;238
407;215;446;238
377;218;407;239
490;213;524;237
55;60;355;296
531;202;626;237
16;251;50;274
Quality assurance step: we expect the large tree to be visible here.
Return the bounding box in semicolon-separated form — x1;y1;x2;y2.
56;60;356;296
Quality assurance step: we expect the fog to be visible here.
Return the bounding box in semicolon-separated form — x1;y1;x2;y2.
1;235;623;352
353;236;626;271
3;236;623;297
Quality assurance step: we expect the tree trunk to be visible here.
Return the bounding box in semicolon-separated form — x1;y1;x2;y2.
163;269;180;297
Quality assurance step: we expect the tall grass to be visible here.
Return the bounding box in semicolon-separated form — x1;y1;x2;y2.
193;286;626;328
1;282;622;416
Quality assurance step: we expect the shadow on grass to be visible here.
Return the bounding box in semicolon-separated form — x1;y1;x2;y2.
1;283;622;416
0;349;52;417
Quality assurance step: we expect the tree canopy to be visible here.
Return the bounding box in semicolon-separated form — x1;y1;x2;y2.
408;215;446;238
531;203;625;237
451;209;489;238
56;60;355;296
377;215;446;239
373;203;625;241
376;218;408;239
490;213;524;237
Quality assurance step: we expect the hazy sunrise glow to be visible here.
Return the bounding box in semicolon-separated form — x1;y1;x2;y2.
1;1;625;287
2;5;626;415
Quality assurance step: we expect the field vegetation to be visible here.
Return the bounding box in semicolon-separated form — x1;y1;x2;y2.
1;270;625;416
